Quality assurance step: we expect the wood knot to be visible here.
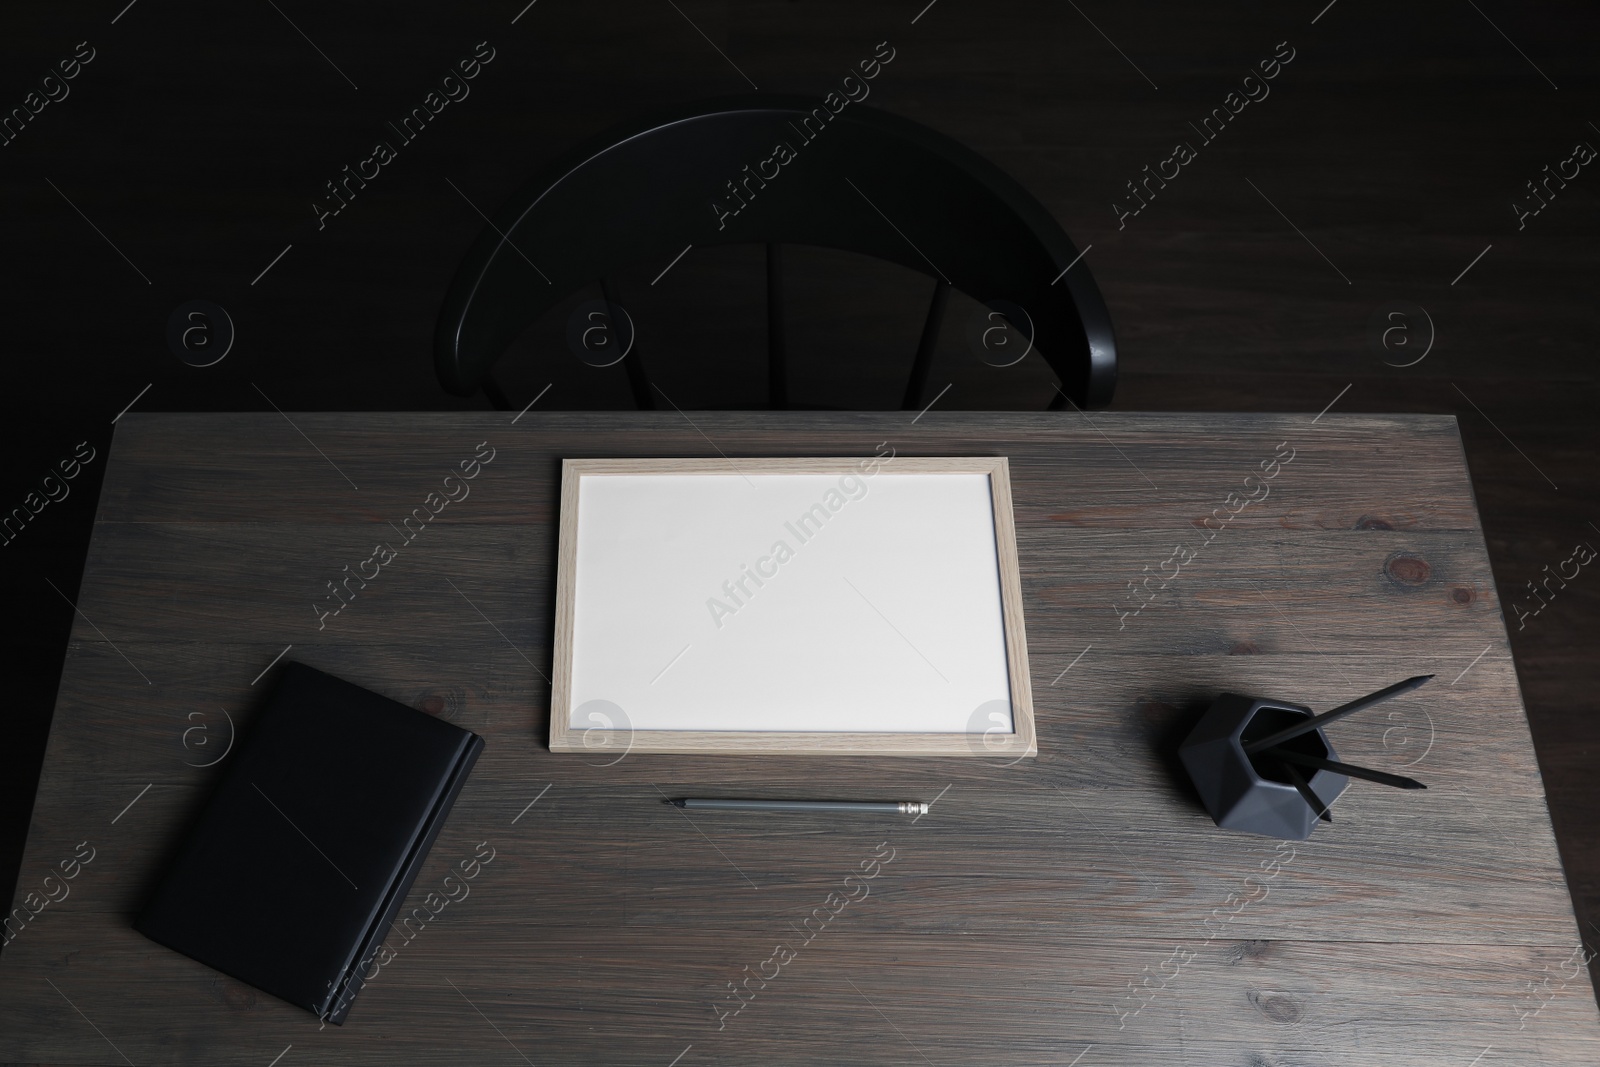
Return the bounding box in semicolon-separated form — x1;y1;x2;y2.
1450;586;1473;605
1226;939;1273;964
1229;641;1263;656
413;685;472;723
1384;553;1431;586
1134;697;1177;721
220;979;257;1011
1356;515;1394;530
1248;989;1303;1024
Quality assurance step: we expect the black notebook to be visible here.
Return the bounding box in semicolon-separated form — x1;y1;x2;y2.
136;662;484;1024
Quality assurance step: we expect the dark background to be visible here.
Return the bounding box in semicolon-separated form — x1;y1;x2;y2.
3;0;1596;994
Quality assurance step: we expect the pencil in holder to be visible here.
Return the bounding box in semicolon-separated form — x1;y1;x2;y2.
1179;693;1349;840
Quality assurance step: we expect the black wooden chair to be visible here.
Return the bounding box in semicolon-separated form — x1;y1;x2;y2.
434;94;1116;411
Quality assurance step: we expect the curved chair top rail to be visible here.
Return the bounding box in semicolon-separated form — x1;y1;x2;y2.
435;92;1116;406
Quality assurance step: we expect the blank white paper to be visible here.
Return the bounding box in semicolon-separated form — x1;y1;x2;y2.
567;470;1014;733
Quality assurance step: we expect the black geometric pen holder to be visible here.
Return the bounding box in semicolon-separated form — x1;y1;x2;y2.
1178;693;1349;841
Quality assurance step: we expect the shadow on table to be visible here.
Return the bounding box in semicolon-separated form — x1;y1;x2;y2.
1142;694;1214;817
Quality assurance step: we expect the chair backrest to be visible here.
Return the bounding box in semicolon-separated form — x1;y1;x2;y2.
434;93;1117;409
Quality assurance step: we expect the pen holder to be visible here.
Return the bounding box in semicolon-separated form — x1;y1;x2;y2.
1178;693;1349;840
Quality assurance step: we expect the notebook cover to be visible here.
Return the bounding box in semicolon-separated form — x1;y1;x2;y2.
135;662;484;1023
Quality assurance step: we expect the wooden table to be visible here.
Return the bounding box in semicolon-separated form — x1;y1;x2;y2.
3;411;1596;1066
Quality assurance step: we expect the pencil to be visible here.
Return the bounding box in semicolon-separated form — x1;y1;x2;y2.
1279;761;1334;822
1268;748;1426;790
667;798;928;814
1243;675;1434;754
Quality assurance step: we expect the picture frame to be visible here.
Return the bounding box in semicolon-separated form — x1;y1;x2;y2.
548;456;1034;757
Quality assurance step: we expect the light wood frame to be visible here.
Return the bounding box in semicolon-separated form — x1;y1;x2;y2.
548;457;1035;756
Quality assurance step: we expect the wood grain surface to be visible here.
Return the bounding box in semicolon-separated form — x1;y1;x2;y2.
1;410;1595;1066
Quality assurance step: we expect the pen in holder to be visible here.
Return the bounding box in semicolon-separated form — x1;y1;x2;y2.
1179;677;1430;840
